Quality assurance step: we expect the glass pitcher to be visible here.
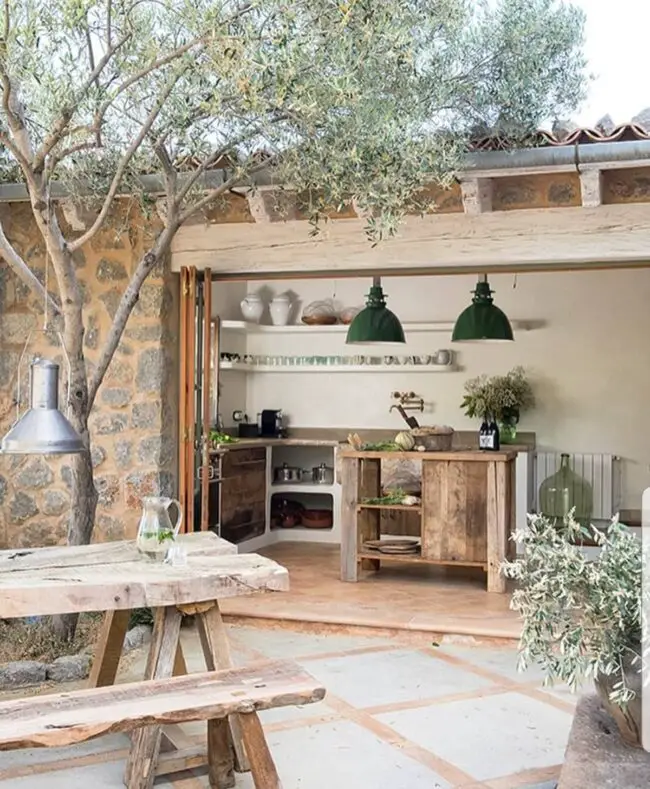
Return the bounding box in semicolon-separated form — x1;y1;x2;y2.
136;497;183;559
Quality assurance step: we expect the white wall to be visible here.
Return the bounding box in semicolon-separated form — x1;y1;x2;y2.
214;269;650;508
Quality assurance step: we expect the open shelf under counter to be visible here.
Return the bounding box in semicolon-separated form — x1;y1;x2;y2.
220;362;456;373
272;482;335;495
357;503;422;513
357;551;487;569
221;319;533;334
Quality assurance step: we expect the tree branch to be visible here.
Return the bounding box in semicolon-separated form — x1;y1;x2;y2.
87;223;177;409
32;33;131;172
177;159;273;225
90;36;205;133
69;72;184;252
0;217;60;314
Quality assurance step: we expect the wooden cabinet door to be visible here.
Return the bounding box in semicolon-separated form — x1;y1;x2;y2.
220;448;267;544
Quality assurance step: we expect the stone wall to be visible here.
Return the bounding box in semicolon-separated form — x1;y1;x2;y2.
0;202;178;549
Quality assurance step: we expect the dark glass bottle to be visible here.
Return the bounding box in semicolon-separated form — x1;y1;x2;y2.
489;418;500;451
479;419;489;449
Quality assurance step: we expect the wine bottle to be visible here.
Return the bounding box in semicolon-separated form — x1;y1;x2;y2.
479;418;489;449
488;417;500;451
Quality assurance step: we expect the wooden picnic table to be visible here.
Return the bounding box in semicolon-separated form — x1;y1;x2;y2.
0;531;290;787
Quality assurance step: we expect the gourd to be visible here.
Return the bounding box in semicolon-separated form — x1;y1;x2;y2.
394;431;415;451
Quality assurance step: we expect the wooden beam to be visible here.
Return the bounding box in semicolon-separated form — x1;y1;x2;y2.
460;178;493;215
171;203;650;277
579;169;603;207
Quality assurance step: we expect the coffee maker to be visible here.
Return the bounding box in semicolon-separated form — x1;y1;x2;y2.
258;409;285;438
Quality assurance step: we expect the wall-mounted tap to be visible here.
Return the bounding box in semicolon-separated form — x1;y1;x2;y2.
390;391;424;428
392;391;424;412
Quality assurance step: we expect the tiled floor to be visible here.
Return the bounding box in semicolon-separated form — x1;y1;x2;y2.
0;622;574;789
220;542;521;640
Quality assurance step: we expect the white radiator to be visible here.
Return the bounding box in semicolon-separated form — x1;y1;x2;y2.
533;452;622;521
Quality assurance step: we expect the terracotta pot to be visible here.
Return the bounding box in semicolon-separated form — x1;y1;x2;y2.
594;648;643;748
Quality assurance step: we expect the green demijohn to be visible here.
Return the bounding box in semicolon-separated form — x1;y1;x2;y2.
538;453;593;525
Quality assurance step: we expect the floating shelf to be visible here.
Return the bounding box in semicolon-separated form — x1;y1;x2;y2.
221;319;533;334
220;362;455;373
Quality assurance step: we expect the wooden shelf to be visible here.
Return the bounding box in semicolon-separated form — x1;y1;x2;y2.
221;362;455;373
357;551;486;568
221;320;533;335
357;503;421;513
271;483;334;495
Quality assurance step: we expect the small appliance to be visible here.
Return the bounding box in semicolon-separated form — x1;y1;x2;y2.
258;409;284;437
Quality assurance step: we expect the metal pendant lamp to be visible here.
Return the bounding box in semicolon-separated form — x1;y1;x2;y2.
346;277;406;345
1;357;85;455
452;274;514;342
1;250;84;456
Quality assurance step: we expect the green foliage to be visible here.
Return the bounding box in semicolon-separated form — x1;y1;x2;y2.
129;607;154;628
461;366;534;421
502;511;643;706
0;0;588;239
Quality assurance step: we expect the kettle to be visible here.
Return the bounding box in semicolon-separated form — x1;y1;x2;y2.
136;496;183;559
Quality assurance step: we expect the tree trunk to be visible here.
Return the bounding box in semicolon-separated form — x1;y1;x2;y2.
51;404;97;642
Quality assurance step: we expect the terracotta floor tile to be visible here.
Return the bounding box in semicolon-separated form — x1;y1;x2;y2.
221;542;520;640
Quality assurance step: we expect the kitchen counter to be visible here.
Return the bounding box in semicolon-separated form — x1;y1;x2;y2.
210;437;341;453
338;448;518;462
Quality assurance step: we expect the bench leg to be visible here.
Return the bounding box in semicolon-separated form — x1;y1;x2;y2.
124;606;182;789
207;718;236;788
197;603;250;776
238;713;283;789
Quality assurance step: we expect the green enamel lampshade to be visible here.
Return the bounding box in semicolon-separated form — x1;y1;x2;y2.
452;275;514;342
346;278;405;345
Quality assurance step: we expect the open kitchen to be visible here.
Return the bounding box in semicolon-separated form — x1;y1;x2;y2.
175;256;648;637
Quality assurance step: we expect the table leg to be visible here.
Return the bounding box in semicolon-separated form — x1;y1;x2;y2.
124;606;182;789
486;461;508;593
340;457;360;582
88;609;130;688
196;602;253;778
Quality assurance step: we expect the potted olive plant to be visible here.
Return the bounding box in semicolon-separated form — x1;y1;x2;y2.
502;510;643;747
460;366;534;443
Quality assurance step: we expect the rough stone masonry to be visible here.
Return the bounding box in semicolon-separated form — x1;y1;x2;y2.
0;202;179;548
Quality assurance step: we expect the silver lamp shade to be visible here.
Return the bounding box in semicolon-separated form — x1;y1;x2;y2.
1;359;85;455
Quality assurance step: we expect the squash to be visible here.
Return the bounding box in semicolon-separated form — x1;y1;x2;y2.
394;431;415;451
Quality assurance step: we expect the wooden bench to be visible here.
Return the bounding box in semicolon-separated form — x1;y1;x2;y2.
0;659;325;789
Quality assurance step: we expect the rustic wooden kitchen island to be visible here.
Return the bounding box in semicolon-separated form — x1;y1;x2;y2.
339;448;517;592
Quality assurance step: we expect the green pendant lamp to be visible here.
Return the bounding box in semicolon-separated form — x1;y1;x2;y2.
346;277;405;345
452;274;514;342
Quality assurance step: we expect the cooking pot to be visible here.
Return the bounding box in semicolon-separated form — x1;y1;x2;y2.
312;463;334;485
274;463;301;483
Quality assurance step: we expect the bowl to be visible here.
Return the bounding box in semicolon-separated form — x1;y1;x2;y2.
411;426;454;451
301;509;333;529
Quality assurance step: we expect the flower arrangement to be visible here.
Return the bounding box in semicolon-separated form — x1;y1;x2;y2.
460;366;534;423
502;510;644;746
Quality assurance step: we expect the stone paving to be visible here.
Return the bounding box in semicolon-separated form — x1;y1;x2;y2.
0;624;576;789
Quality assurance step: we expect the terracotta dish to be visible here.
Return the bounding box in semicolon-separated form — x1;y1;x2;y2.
301;509;333;529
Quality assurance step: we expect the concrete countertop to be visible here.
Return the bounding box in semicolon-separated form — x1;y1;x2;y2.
209;428;535;454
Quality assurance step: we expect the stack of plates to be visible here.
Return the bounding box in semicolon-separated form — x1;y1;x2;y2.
362;539;420;555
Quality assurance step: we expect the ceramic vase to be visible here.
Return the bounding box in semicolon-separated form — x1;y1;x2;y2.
270;294;292;326
240;293;264;323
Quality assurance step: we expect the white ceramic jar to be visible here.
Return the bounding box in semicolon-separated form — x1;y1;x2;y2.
269;294;292;326
240;293;264;323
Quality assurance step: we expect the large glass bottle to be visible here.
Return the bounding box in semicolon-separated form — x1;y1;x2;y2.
538;453;593;524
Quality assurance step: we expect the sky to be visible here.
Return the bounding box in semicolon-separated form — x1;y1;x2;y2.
572;0;648;126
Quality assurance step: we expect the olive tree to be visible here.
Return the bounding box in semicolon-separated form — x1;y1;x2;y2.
0;0;586;637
